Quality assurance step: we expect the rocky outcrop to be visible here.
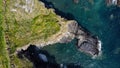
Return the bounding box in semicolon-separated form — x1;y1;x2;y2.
106;0;120;7
59;21;78;43
76;35;99;56
54;20;101;56
66;21;101;56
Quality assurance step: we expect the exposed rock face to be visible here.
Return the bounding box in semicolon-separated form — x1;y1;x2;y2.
76;27;99;55
66;21;100;56
59;21;78;43
68;21;78;34
77;36;99;56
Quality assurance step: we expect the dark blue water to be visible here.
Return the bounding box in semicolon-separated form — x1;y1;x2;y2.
42;0;120;68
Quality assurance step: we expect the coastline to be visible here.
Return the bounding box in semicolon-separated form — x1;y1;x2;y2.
16;0;102;57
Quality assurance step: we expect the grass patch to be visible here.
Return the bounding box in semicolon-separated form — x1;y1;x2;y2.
5;0;61;53
0;27;10;68
2;0;61;67
0;0;10;67
32;13;60;39
11;54;33;68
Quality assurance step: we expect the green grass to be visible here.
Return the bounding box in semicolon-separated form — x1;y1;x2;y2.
0;0;10;68
11;55;33;68
1;0;61;67
6;12;60;53
32;13;60;39
0;27;10;68
5;0;61;53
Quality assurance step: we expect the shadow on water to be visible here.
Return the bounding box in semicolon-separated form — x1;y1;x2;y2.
40;0;75;20
17;45;83;68
40;0;98;37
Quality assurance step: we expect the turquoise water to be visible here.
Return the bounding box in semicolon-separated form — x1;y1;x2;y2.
42;0;120;68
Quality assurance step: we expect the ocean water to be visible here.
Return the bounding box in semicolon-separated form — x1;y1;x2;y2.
42;0;120;68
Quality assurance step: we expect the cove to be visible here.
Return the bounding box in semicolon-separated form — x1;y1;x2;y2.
41;0;120;68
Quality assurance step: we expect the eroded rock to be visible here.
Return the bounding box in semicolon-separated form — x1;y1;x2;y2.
75;26;100;56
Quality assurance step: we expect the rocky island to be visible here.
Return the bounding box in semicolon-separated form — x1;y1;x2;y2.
0;0;101;68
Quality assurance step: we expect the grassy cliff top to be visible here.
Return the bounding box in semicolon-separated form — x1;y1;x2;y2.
5;0;62;53
0;0;72;68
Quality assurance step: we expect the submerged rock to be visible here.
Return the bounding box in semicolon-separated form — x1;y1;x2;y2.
73;0;79;4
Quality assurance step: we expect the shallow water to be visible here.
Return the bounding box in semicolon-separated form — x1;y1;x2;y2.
42;0;120;68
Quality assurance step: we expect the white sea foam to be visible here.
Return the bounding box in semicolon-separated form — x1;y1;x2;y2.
92;40;102;59
98;40;102;53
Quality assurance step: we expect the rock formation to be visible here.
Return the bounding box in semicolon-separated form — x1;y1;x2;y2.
66;21;100;56
106;0;120;7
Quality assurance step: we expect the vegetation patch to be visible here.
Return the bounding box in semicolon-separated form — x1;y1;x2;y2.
0;0;10;68
5;0;60;53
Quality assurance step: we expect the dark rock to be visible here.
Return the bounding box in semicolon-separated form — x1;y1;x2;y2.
78;40;99;56
76;29;99;56
18;45;83;68
68;21;78;34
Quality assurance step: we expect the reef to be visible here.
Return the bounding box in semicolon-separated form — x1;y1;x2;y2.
73;0;79;4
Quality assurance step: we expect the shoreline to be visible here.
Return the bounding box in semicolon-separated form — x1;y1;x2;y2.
17;0;102;57
92;40;102;59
